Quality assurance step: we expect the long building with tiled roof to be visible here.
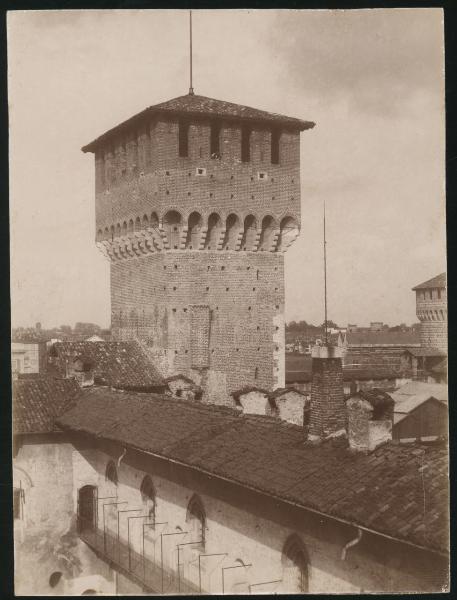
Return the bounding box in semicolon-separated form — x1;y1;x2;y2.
57;387;448;556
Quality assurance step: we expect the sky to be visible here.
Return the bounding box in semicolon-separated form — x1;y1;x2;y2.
8;8;446;329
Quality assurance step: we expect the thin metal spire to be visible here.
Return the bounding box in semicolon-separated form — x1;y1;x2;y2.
189;10;194;95
324;199;328;345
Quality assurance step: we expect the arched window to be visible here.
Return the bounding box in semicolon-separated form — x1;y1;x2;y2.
186;212;203;249
277;216;299;252
186;494;206;547
281;535;309;593
241;215;257;251
204;213;223;250
223;213;241;250
258;215;279;251
105;460;118;486
163;210;182;249
140;475;156;525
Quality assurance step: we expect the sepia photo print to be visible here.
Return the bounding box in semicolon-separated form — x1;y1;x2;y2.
9;8;448;595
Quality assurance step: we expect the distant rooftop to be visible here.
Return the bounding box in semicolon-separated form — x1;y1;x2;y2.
412;273;446;291
391;381;448;405
346;330;420;346
82;93;315;153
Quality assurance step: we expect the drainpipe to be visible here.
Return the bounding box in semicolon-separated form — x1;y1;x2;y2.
341;527;363;560
117;447;127;467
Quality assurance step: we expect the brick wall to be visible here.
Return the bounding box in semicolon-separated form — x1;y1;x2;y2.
415;289;447;351
309;356;346;439
110;251;285;404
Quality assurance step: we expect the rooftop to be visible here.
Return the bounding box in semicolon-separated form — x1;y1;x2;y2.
404;347;447;358
391;382;448;405
13;375;81;435
82;93;315;153
393;394;445;424
345;330;420;346
48;341;165;390
412;273;446;291
57;387;448;555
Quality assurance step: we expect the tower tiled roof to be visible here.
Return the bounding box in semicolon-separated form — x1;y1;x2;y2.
82;93;315;152
412;273;446;290
57;387;449;555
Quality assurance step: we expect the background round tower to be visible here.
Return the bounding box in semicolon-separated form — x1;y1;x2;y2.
412;273;447;352
83;93;315;404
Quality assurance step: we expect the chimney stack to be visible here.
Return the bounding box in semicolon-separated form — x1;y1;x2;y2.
308;344;346;442
346;390;394;453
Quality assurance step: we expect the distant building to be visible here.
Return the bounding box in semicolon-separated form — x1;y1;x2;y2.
85;334;105;342
370;322;383;332
11;342;47;375
413;273;447;352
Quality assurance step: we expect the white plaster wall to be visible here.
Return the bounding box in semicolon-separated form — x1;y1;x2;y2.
69;445;446;594
239;391;269;415
275;392;307;425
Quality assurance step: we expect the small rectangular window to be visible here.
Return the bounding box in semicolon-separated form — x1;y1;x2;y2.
179;120;189;157
241;127;251;162
271;129;280;164
438;289;441;299
210;122;221;158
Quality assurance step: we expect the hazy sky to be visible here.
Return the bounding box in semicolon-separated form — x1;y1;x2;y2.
8;9;445;329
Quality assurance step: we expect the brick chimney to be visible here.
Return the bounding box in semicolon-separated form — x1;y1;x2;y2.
308;344;346;441
346;390;394;453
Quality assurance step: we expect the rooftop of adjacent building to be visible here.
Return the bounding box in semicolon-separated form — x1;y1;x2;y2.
412;272;446;291
47;340;165;391
82;93;315;153
390;381;448;405
54;386;448;556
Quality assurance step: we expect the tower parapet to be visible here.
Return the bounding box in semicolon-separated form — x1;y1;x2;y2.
83;93;315;404
413;273;447;352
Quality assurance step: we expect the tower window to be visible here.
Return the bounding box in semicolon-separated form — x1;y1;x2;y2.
241;127;251;162
210;121;221;158
438;289;441;299
271;129;280;164
179;120;190;157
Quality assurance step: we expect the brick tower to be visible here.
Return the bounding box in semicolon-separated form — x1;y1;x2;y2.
82;93;314;404
412;273;447;352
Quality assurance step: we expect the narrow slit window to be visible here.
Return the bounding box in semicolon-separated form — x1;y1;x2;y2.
241;127;251;162
179;120;190;157
271;129;280;164
210;122;221;158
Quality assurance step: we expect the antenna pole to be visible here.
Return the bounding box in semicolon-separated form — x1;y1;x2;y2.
324;199;328;345
189;10;194;95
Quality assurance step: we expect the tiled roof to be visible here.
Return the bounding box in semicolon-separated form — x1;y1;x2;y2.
404;347;446;358
285;365;399;385
13;375;82;435
349;389;394;410
230;386;270;401
57;388;448;555
268;387;308;400
346;330;420;346
394;394;443;417
49;341;165;390
412;273;446;290
391;382;448;405
82;93;315;152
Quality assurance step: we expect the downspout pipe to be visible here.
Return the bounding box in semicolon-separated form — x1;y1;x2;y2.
341;527;363;560
117;447;127;467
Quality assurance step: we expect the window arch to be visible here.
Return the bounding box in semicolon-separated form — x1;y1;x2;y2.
186;212;203;249
281;534;309;593
135;216;141;231
163;210;182;249
259;215;279;251
186;494;206;547
277;216;299;252
128;219;134;233
140;475;156;525
223;213;241;250
105;460;118;486
241;215;257;251
204;213;223;250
